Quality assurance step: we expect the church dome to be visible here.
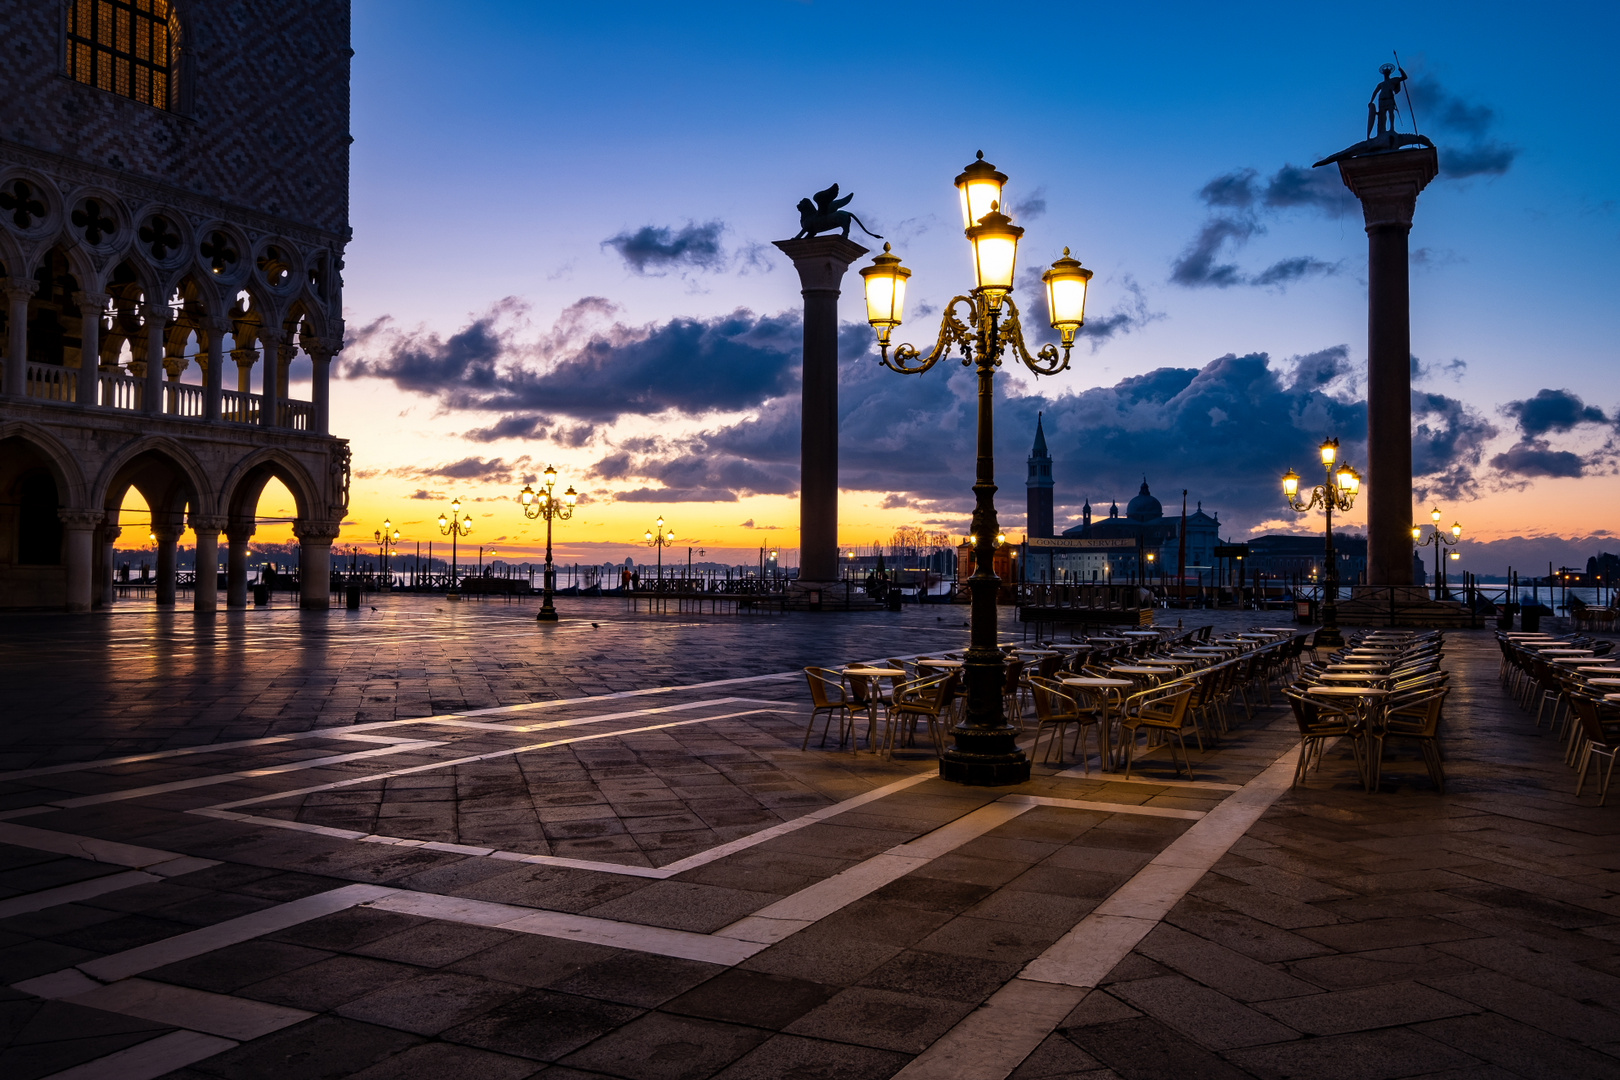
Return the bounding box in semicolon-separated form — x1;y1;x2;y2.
1126;481;1163;522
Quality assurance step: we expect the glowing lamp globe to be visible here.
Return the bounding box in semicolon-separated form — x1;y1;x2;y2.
953;151;1008;232
1320;438;1339;468
966;204;1023;304
860;245;911;341
1041;248;1093;344
1282;469;1301;499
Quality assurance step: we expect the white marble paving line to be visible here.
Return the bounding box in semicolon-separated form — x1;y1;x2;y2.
0;869;163;919
195;770;936;881
200;708;781;812
1051;768;1243;792
0;741;445;819
891;740;1305;1080
0;731;433;782
37;1030;239;1080
0;821;218;876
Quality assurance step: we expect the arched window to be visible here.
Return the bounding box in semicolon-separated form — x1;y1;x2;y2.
65;0;182;110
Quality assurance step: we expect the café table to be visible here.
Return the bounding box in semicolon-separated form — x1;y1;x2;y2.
1554;656;1615;665
1318;673;1387;683
1327;663;1390;670
1586;678;1620;689
916;658;964;669
1536;649;1593;657
1306;685;1392;789
1061;676;1136;767
842;666;905;750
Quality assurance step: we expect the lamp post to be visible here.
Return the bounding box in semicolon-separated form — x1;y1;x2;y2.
520;465;578;622
644;517;674;583
373;520;400;589
859;152;1089;786
437;498;472;599
1411;507;1461;596
1282;437;1362;647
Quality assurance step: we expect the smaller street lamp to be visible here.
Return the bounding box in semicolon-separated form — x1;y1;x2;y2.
438;498;473;599
1282;437;1362;647
374;520;400;589
520;465;578;622
645;517;675;583
1412;506;1462;594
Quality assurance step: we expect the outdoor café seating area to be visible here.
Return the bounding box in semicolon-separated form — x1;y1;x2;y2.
1498;630;1620;804
802;624;1313;781
1285;630;1451;793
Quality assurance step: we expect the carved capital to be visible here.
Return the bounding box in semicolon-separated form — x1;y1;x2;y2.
225;522;257;544
257;328;286;349
773;237;870;294
75;291;111;311
4;279;39;304
293;519;343;543
150;525;181;543
1336;147;1439;232
142;304;169;323
188;514;228;535
303;340;337;364
57;508;104;530
102;526;123;543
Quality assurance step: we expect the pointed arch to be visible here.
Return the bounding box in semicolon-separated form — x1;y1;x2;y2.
0;420;89;506
94;434;213;522
219;446;319;525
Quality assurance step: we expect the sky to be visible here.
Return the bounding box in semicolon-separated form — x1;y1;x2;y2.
272;0;1620;575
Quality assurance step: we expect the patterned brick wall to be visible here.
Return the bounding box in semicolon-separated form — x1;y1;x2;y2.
0;0;350;240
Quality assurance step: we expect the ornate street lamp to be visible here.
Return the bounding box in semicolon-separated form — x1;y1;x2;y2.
437;498;473;599
374;520;400;589
859;152;1091;786
1411;506;1461;595
644;517;675;583
520;465;578;622
1282;437;1362;647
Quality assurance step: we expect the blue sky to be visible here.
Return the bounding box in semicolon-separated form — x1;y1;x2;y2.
330;0;1620;569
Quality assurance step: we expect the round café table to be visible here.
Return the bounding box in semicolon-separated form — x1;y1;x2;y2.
1306;685;1392;790
1062;677;1136;768
916;658;963;668
844;666;905;750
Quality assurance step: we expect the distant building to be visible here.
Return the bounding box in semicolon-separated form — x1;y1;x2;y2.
1244;533;1368;587
1025;412;1054;540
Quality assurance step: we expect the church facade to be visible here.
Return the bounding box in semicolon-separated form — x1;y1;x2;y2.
1023;417;1222;584
0;1;352;611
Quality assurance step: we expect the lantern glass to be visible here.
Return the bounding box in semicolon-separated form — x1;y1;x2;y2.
1042;248;1092;338
564;486;578;507
1336;464;1355;492
644;531;653;541
954;151;1008;231
438;515;448;529
967;205;1022;296
859;245;910;329
1451;522;1462;538
545;465;558;487
1431;506;1442;522
450;498;461;514
1282;469;1300;498
1345;468;1361;495
1411;526;1422;541
1320;438;1338;467
520;485;534;505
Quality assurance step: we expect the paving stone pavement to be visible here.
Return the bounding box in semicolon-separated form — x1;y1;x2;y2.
0;596;1615;1079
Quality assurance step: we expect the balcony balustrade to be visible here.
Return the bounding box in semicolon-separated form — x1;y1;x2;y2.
19;362;317;432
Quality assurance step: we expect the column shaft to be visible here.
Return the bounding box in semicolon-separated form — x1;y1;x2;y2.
203;319;226;422
143;306;167;415
226;527;253;607
1366;223;1413;587
192;522;221;612
299;540;331;608
260;332;281;428
5;283;34;397
154;528;178;605
77;293;107;406
100;525;121;607
311;350;332;434
59;511;101;613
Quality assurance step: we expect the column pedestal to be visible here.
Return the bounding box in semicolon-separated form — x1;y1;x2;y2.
294;520;340;610
153;525;180;605
226;525;254;607
59;510;102;613
191;516;225;612
773;236;869;586
1336;147;1438;588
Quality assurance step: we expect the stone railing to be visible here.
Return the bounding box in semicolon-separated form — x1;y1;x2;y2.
25;362;76;402
99;370;141;410
21;366;315;432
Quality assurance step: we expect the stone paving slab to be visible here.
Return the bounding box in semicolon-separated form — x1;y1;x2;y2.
0;598;1616;1078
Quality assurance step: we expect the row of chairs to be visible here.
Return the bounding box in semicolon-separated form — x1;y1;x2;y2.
1497;634;1618;804
1286;631;1448;792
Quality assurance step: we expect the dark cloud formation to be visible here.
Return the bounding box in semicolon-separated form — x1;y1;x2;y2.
1008;188;1047;222
1170;169;1344;289
1412;391;1498;498
602;221;727;274
1411;354;1467;383
1408;76;1518;179
1489;389;1612;481
462;415;548;443
348;303;802;423
386;457;534;486
1503;389;1608;437
1076;278;1165;349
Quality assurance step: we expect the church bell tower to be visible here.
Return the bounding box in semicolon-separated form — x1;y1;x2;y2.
1026;413;1054;539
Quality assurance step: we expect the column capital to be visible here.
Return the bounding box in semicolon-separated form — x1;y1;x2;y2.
188;514;227;535
225;522;257;544
257;327;286;347
4;278;39;303
201;314;232;335
293;519;342;542
1336;146;1439;232
103;525;122;542
773;237;870;293
57;508;104;530
303;340;338;363
75;291;111;309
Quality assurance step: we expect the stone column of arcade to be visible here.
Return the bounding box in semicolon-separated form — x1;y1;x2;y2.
100;523;121;607
225;523;255;607
58;509;102;613
191;515;225;612
293;520;340;609
772;235;869;589
259;330;283;429
1335;150;1437;589
76;291;108;406
143;304;167;415
202;317;228;422
307;342;335;435
152;523;180;605
4;280;36;397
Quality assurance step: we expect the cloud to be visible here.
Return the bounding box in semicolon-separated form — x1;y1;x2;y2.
1502;388;1608;437
1008;187;1047;222
1075;276;1165;349
1408;76;1518;179
1172;164;1346;290
347;302;802;423
602;221;727;275
1412;391;1498;498
1411;354;1467;383
1490;441;1586;479
387;457;534;486
462;415;548;443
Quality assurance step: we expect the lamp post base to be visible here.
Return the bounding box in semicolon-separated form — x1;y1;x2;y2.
447;591;461;602
1314;625;1345;648
939;729;1030;786
536;607;558;622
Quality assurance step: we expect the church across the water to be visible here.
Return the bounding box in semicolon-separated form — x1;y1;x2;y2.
1023;414;1222;583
